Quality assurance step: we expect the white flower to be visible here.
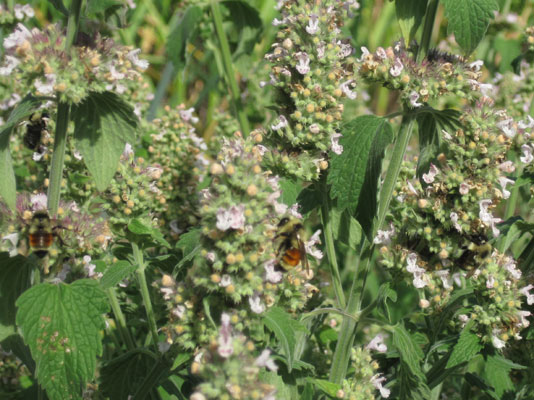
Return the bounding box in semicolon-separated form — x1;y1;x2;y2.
179;107;199;123
498;176;514;199
389;58;403;77
357;46;370;62
486;275;495;289
34;74;56;96
295;52;310;74
264;260;282;283
255;349;278;371
4;23;32;50
518;115;534;130
374;223;395;245
126;49;149;70
271;115;288;131
435;270;452;289
309;123;320;134
216;205;246;231
366;334;387;353
317;42;326;59
14;4;34;19
272;17;285;26
376;47;387;60
2;233;19;257
520;144;533;164
171;305;186;319
0;55;20;76
305;230;323;260
219;275;232;287
339;79;357;100
406;253;428;288
218;313;234;358
517;310;531;329
459;182;470;195
441;129;452;140
32;147;47;162
305;14;319;34
30;193;47;210
407;180;418;195
249;294;266;314
56;263;71;282
496;118;516;138
450;212;461;232
479;199;502;236
520;284;534;305
498;161;515;173
491;330;506;349
422;163;439;184
469;60;484;71
330;133;343;155
370;374;390;398
479;83;494;97
504;257;521;280
409;91;422;108
287;203;302;219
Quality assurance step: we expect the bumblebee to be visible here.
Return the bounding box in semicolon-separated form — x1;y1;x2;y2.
28;210;57;258
23;113;48;151
274;217;309;273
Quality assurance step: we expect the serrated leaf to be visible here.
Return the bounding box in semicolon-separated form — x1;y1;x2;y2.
259;370;292;400
278;178;300;206
416;108;461;180
484;355;517;397
16;280;109;400
308;378;341;397
331;208;362;250
393;323;424;378
72;91;137;192
263;307;307;372
318;327;337;344
127;218;170;248
174;229;202;273
0;94;42;209
446;321;482;369
100;349;158;400
167;5;203;69
328;115;393;239
441;0;498;54
396;0;427;45
100;260;136;289
0;253;34;327
377;282;397;322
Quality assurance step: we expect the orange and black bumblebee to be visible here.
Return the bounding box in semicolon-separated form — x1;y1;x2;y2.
28;210;62;258
274;217;309;273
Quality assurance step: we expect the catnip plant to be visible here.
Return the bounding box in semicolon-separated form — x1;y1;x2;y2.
0;0;534;399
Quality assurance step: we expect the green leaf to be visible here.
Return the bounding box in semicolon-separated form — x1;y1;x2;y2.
127;218;170;248
416;108;461;180
296;183;323;215
395;0;427;45
167;6;203;69
328;115;393;238
16;280;109;400
259;370;292;400
493;36;522;73
100;260;136;289
330;208;362;250
0;254;34;327
174;229;202;273
441;0;498;54
308;378;341;397
263;307;307;372
278;178;300;206
446;321;482;369
376;283;397;322
484;355;520;397
86;0;122;15
100;349;158;400
393;323;424;378
0;94;42;209
72;91;138;192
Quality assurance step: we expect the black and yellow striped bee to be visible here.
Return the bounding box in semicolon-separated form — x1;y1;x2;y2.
274;217;309;273
28;210;65;258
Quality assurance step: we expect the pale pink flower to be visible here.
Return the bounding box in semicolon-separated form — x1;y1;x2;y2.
498;176;514;199
330;133;343;154
255;349;278;371
0;55;20;76
373;223;395;245
3;23;32;50
249;294;266;314
218;313;234;358
422;164;439;184
370;374;390;398
520;284;534;305
295;52;310;74
520;144;533;164
216;205;246;231
126;49;149;70
305;14;319;34
389;58;403;77
409;91;422;107
271;115;288;131
264;260;283;283
305;230;323;260
366;334;387;353
450;212;461;232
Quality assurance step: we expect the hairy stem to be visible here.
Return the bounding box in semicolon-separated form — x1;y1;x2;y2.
210;0;250;135
106;288;136;351
133;243;160;350
329;116;416;383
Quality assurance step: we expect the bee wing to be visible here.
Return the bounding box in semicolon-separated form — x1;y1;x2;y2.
297;233;309;274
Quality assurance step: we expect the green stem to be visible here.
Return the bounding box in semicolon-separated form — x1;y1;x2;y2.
47;102;69;215
147;61;176;121
329;116;416;383
504;167;521;220
106;288;136;351
7;0;14;13
502;0;513;16
64;0;83;51
132;243;159;350
210;0;250;135
321;201;346;309
417;0;439;62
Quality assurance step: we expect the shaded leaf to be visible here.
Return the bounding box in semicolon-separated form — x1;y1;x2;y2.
263;307;307;372
393;323;424;378
72;91;138;192
167;6;203;69
396;0;427;45
330;208;362;250
278;178;300;206
484;355;522;397
100;260;136;289
308;378;341;397
441;0;498;54
446;321;482;369
128;218;170;248
0;253;34;327
174;229;202;273
16;280;109;400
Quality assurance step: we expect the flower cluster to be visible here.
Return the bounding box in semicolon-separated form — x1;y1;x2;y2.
262;0;358;180
159;134;320;349
0;23;148;104
340;345;390;400
377;101;531;347
143;105;207;238
189;314;277;400
0;4;34;26
358;44;487;108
